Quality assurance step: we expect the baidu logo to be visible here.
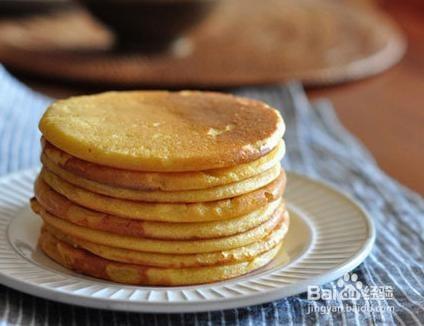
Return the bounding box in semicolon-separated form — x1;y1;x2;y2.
307;273;393;301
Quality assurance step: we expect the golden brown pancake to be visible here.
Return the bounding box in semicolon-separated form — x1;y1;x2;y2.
42;139;285;191
36;202;285;254
43;211;288;268
39;229;281;285
42;157;281;202
33;180;283;239
40;168;286;222
39;91;285;172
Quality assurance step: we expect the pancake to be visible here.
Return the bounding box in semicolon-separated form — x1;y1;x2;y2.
43;211;288;267
33;180;283;239
40;168;286;222
42;157;281;202
39;229;281;285
36;203;285;254
39;91;285;172
42;139;285;191
35;202;285;254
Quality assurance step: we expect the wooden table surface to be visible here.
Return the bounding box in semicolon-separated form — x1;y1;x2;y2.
6;0;424;195
309;0;424;195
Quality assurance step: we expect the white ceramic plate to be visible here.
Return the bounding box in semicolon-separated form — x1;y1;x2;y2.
0;169;375;313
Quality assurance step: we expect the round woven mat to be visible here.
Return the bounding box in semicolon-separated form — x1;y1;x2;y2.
0;0;406;87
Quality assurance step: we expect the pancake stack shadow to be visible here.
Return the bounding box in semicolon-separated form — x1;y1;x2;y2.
31;91;289;286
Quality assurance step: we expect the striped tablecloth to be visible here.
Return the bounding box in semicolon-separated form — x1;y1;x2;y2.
0;66;423;325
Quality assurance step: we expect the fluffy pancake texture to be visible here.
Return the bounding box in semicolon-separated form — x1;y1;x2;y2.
39;229;282;286
42;212;288;268
39;91;285;172
35;202;285;254
39;169;286;222
42;139;286;191
33;180;283;239
33;90;288;285
41;157;281;202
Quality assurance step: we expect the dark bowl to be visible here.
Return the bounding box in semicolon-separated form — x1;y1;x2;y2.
78;0;218;51
0;0;72;18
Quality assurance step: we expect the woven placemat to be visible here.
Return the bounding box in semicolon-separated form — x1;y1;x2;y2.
0;0;406;87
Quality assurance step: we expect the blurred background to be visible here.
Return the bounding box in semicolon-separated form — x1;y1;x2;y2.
0;0;422;194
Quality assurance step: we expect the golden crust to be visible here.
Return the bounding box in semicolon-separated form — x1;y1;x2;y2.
42;211;288;268
33;178;283;239
42;157;281;202
39;91;285;172
39;229;281;285
42;139;286;191
34;202;285;254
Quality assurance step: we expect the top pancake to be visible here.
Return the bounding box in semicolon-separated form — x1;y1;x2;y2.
39;91;285;172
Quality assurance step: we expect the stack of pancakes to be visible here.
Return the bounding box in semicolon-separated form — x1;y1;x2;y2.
31;91;288;286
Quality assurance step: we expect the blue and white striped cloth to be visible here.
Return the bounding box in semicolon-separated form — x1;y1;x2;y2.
0;65;423;325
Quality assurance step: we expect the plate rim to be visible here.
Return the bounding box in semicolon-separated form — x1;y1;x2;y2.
0;168;375;313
